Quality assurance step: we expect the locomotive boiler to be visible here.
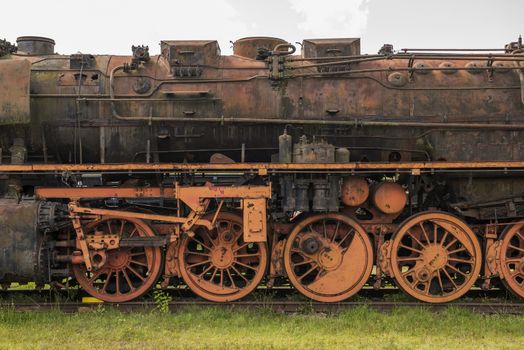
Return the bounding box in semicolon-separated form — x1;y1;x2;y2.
0;34;523;303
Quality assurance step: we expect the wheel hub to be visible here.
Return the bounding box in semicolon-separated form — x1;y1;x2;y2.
106;249;130;269
421;244;448;271
417;268;431;282
210;246;234;269
302;237;321;255
317;245;343;271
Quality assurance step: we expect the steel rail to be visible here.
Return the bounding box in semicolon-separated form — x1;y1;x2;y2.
4;300;524;314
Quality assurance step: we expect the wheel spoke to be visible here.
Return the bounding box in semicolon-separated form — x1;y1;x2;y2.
439;231;449;246
190;236;212;251
233;242;250;252
423;280;431;296
509;245;524;253
202;230;216;248
187;260;211;269
436;270;444;294
446;263;469;277
293;259;314;267
401;269;414;277
419;223;431;243
209;267;218;282
88;269;104;283
122;268;136;291
297;263;318;282
235;253;260;259
130;251;146;257
448;247;466;255
406;230;426;248
235;261;258;271
442;268;458;290
397;257;423;263
130;259;148;267
448;257;473;265
187;251;210;257
331;221;340;243
337;228;354;247
399;244;423;255
308;224;320;236
291;247;310;259
115;271;121;295
226;268;237;289
127;265;146;281
444;238;458;250
129;227;138;237
231;265;249;283
197;265;214;278
102;270;113;292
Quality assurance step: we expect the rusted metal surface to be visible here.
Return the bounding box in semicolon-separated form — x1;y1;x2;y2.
0;59;30;124
3;35;524;306
233;37;287;59
389;212;482;303
36;187;176;199
16;36;55;56
498;222;524;298
340;176;369;207
283;213;373;302
302;38;361;58
370;182;407;214
3;35;521;164
72;217;163;303
177;212;268;302
0;200;40;282
9;160;524;175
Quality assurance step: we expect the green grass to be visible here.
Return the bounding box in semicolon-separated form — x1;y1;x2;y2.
0;306;522;349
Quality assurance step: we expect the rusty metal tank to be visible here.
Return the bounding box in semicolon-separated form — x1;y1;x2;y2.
0;35;523;167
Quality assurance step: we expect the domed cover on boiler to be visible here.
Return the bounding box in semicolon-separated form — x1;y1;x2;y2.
233;36;287;59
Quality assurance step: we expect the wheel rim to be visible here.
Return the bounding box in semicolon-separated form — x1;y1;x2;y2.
390;212;481;303
73;217;163;303
178;212;267;302
499;222;524;298
284;213;373;302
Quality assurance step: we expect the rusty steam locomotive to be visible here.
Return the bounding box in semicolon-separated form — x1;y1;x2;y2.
0;34;524;303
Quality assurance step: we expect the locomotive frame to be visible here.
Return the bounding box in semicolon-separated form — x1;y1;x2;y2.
1;35;524;304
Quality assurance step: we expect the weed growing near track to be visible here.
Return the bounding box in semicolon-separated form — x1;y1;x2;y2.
0;306;522;349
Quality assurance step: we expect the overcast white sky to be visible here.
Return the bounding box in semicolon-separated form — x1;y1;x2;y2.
3;0;523;55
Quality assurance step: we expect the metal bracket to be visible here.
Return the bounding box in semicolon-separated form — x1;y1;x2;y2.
69;204;93;271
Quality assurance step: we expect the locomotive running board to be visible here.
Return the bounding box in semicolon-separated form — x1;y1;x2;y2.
4;161;524;174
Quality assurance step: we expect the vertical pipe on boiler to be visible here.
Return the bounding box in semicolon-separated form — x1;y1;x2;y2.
99;126;105;164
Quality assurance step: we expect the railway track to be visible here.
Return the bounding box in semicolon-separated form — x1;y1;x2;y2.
3;299;524;315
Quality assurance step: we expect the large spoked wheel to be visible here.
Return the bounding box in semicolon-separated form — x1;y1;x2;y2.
390;212;481;303
499;222;524;298
284;213;373;302
73;217;163;303
178;212;268;302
